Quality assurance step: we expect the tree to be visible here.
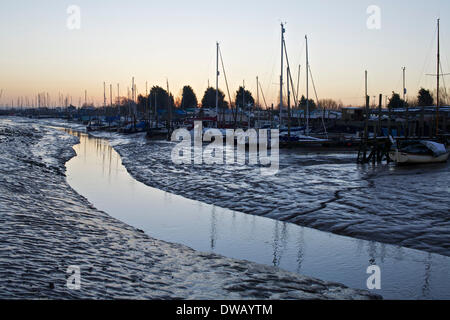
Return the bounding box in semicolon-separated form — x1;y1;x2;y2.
201;87;227;109
417;88;434;106
318;98;343;110
137;94;149;114
387;92;407;109
180;85;198;109
298;95;316;110
148;86;174;110
235;86;255;109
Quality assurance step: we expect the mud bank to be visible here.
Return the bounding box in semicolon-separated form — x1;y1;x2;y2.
0;118;379;299
91;135;449;257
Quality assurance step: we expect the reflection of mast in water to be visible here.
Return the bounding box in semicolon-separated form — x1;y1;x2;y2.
102;140;106;177
210;207;217;251
108;143;112;180
295;228;305;274
272;222;280;266
422;253;432;298
367;241;377;265
271;221;289;267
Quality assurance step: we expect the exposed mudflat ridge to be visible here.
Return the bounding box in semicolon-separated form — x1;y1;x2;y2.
98;132;450;257
0;118;379;299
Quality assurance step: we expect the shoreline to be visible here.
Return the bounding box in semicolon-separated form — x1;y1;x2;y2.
23;117;450;258
25;117;450;257
0;117;380;299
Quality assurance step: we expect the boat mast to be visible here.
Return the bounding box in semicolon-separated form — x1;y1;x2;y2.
280;23;285;128
117;83;120;117
103;82;106;108
287;66;291;139
436;18;440;136
403;67;408;138
256;76;259;129
167;79;172;133
306;35;309;134
216;42;219;128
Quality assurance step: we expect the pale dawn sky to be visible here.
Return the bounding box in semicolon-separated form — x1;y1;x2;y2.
0;0;449;107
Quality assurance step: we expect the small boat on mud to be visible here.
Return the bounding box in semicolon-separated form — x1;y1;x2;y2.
119;121;150;134
87;119;108;132
389;140;449;164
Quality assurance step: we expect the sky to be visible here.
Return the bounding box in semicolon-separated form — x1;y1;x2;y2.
1;0;450;107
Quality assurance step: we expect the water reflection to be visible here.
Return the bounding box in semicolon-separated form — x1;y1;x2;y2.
65;130;450;300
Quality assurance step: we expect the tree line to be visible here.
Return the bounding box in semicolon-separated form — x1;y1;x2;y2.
108;85;446;115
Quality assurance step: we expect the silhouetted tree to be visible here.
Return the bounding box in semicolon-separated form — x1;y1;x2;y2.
387;92;407;109
318;98;343;110
417;88;434;106
137;94;149;114
298;95;316;110
180;86;198;109
148;86;174;110
201;87;227;109
235;86;255;109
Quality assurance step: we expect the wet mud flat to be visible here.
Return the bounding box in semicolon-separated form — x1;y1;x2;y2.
96;132;449;257
0;118;378;299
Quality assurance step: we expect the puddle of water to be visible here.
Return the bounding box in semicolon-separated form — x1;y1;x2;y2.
65;130;450;299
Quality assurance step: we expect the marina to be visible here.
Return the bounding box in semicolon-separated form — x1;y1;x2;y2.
1;1;450;305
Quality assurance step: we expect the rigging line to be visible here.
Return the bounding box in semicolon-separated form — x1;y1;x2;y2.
296;41;306;76
308;65;328;138
440;61;448;103
218;46;234;121
205;45;215;88
265;30;279;103
296;65;301;103
418;24;438;89
258;79;269;110
282;39;299;108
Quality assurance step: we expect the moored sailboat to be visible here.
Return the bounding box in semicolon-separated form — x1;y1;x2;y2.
390;19;449;165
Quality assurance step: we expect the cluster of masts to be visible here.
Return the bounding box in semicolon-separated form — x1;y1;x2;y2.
0;76;150;110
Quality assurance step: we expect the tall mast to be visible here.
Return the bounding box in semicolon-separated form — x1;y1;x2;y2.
436;18;440;136
132;77;135;102
280;23;285;127
103;82;106;107
256;76;260;129
306;35;309;133
287;66;291;139
243;80;247;129
296;64;301;102
216;42;219;128
403;67;408;138
167;79;172;132
117;83;120;117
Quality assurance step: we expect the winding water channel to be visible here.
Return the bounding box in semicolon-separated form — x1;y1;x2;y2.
65;129;450;299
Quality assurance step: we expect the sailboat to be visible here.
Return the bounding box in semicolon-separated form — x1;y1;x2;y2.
389;19;449;164
278;25;328;145
389;140;449;164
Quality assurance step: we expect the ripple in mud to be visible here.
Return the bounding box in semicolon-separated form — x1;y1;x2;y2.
0;118;378;299
106;135;450;257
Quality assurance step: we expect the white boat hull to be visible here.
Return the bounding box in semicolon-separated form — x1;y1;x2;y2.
389;150;450;164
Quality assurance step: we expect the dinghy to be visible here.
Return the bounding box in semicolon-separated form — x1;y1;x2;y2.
389;140;449;164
